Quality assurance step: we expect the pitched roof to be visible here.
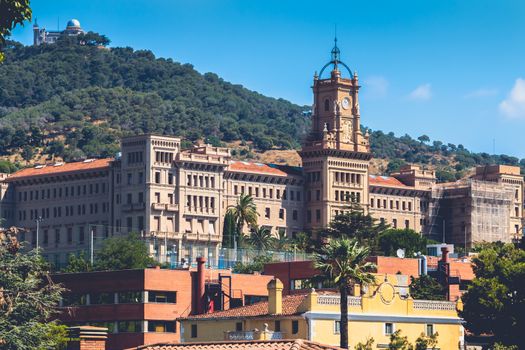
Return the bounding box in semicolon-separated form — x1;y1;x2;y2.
5;158;112;181
133;339;343;350
368;175;407;188
228;161;301;177
179;294;307;321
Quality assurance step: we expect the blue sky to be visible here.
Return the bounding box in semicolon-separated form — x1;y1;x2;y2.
10;0;525;158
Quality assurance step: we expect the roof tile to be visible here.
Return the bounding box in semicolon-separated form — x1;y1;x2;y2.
5;158;112;181
368;175;407;188
132;339;343;350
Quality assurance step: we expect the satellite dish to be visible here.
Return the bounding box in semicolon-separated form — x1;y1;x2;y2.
396;248;405;259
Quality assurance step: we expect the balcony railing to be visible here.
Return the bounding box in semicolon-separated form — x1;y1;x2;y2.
224;330;285;341
317;295;362;306
151;203;179;212
413;300;456;311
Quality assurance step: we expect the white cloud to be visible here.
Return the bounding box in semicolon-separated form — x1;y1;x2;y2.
363;76;388;98
408;83;432;101
464;88;498;99
499;78;525;119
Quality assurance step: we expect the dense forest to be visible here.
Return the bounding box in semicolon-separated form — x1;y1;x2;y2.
0;33;524;181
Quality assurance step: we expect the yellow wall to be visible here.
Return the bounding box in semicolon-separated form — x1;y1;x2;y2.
179;275;463;349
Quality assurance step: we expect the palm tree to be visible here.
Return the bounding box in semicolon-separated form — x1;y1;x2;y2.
314;238;376;349
226;193;258;247
246;226;274;251
273;230;290;251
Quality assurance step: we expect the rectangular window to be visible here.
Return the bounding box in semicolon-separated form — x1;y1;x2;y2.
148;291;177;303
67;228;73;244
79;227;85;244
392;219;397;229
155;172;161;184
292;210;298;221
191;324;197;338
274;320;281;332
426;324;434;336
168;173;174;185
316;209;321;222
90;292;114;305
118;321;142;333
405;220;410;229
334;321;340;334
265;207;270;219
279;208;284;220
292;320;299;334
385;323;394;335
148;321;176;333
118;291;142;304
236;322;242;331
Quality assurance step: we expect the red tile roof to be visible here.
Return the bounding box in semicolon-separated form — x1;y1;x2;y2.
228;161;301;177
180;294;307;321
133;339;343;350
368;175;407;188
5;159;112;181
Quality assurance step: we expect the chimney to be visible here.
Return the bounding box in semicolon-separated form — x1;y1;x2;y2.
441;246;449;264
66;326;107;350
267;278;283;315
196;256;206;314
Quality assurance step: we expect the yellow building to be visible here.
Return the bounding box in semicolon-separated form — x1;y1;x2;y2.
178;278;464;349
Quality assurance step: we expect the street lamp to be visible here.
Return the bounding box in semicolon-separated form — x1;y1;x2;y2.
35;216;43;252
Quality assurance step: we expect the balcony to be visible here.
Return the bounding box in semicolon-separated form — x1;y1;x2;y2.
224;330;285;341
317;295;362;307
151;203;180;212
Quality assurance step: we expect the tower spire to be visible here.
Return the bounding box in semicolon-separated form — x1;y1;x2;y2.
331;25;340;68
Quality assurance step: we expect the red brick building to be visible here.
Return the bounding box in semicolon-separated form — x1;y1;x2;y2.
53;261;273;350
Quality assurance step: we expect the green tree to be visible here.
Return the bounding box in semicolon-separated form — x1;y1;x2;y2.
290;231;315;253
461;243;525;348
232;254;273;274
414;332;438;350
273;230;290;251
0;227;65;350
226;194;258;246
354;337;374;350
388;330;413;350
21;145;33;161
321;205;388;254
378;229;427;257
246;226;274;251
222;211;236;249
417;135;430;144
314;238;376;349
409;275;445;300
94;232;156;271
0;0;31;62
62;251;92;273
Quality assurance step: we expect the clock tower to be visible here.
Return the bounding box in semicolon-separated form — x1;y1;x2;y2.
300;38;371;229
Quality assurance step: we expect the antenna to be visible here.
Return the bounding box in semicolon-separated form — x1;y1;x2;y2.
493;138;496;155
396;248;405;259
57;16;59;31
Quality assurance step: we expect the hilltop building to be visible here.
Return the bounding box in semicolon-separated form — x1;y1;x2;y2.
0;41;523;266
33;18;84;46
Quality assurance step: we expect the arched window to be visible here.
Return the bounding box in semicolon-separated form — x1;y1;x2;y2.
324;99;330;111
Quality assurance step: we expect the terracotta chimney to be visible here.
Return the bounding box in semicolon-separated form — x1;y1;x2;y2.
196;256;206;314
66;326;107;350
267;278;283;315
441;246;449;264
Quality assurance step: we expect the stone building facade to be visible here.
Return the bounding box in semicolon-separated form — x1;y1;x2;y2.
0;44;523;265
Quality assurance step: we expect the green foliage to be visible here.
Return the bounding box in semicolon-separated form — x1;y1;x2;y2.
314;238;376;349
388;330;413;350
0;159;18;173
39;323;68;350
378;229;427;257
321;204;388;254
409;275;445;300
0;228;65;350
246;226;274;251
226;194;258;245
0;42;308;158
93;232;156;271
0;0;31;61
461;243;525;348
273;229;290;251
493;343;519;350
290;231;315;253
222;211;236;249
414;332;438;350
354;337;374;350
232;254;273;274
62;250;92;273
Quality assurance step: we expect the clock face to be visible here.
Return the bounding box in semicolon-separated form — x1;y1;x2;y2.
342;97;350;110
